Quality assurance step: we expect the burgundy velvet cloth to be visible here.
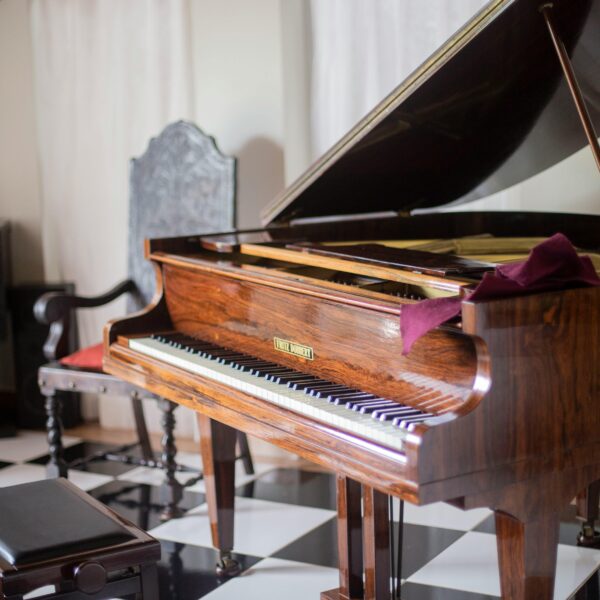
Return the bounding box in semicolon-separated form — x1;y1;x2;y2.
400;233;600;354
59;343;104;371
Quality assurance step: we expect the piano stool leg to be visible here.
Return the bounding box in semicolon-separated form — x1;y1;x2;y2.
131;391;153;461
197;415;240;577
236;430;255;476
159;399;184;521
576;481;600;548
43;389;68;479
495;510;560;600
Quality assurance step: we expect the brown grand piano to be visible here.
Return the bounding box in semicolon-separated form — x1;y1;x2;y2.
104;0;600;598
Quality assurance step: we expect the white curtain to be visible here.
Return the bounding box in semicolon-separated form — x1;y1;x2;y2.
309;0;488;159
31;0;198;434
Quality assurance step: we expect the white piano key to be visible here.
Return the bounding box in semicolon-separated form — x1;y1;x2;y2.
129;337;424;452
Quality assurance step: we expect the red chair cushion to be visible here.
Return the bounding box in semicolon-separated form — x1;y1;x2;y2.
59;343;104;371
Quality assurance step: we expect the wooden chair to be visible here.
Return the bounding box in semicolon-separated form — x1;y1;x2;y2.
34;121;254;520
0;478;160;599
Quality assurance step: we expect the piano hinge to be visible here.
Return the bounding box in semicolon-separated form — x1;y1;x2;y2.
540;3;600;173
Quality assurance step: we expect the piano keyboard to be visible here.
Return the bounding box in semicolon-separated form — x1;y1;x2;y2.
129;333;434;452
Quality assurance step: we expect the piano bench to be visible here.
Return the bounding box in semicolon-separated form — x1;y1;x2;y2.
0;478;161;600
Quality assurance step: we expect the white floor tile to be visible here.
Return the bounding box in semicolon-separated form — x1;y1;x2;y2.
150;496;335;557
395;498;491;531
0;430;80;463
0;463;112;491
64;469;114;492
408;531;600;599
200;557;338;600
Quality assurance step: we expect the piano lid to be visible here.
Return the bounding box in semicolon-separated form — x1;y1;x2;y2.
262;0;600;226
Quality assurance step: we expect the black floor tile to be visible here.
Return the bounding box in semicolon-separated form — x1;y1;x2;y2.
273;517;338;567
573;569;600;599
88;480;205;531
157;540;261;600
29;441;151;476
399;523;465;580
236;468;336;510
400;582;499;599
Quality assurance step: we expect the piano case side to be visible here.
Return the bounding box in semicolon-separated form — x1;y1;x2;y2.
414;285;600;504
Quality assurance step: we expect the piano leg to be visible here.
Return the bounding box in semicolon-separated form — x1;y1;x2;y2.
495;511;560;600
576;481;600;547
322;476;364;600
197;415;240;577
322;478;390;600
363;486;391;600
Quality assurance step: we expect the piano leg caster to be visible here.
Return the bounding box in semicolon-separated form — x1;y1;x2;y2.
577;522;600;548
576;482;600;548
216;551;241;578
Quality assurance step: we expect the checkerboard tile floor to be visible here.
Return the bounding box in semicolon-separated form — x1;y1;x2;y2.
1;430;599;599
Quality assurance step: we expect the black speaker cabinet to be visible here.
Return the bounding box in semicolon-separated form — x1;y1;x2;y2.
8;284;81;429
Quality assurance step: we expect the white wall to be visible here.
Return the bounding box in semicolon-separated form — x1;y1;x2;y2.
0;0;43;284
189;0;285;228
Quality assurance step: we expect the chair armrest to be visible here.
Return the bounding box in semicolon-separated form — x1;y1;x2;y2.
34;279;137;361
34;279;137;325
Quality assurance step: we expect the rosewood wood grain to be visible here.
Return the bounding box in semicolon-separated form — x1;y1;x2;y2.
239;242;470;293
161;263;476;411
414;286;600;500
495;511;559;600
336;476;364;600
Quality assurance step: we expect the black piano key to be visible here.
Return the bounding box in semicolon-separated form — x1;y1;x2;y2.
217;353;252;365
346;397;388;410
299;382;339;394
267;371;306;383
393;414;432;428
289;378;325;390
376;408;423;422
329;394;376;406
251;366;292;377
236;360;277;372
310;385;351;398
358;401;399;414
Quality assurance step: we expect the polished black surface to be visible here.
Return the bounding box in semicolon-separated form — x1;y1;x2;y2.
263;0;599;224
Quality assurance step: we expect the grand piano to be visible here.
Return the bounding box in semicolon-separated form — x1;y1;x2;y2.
104;0;600;598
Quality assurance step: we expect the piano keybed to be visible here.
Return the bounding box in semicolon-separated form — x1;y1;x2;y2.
128;332;445;453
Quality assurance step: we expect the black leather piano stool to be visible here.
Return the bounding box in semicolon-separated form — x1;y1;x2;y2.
0;478;160;599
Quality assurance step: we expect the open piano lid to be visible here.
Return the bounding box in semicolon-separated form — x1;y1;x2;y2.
262;0;600;226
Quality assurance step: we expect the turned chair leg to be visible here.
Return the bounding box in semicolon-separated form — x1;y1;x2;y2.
159;399;184;521
131;391;154;461
42;389;68;478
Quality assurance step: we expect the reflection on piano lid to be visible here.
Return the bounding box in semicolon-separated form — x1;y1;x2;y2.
260;0;599;224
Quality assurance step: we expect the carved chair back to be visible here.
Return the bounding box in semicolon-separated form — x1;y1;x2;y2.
127;121;235;311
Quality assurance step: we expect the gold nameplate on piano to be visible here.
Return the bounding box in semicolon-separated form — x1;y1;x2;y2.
273;337;314;360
